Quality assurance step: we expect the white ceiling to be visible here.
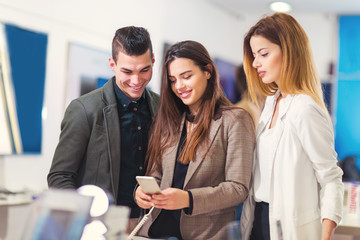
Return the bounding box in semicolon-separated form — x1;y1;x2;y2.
207;0;360;19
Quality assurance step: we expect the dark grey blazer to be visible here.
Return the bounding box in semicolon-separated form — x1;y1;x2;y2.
47;77;160;201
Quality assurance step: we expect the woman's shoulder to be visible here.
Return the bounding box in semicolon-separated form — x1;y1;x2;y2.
215;106;253;124
292;94;316;105
290;94;324;113
288;94;331;123
215;106;255;136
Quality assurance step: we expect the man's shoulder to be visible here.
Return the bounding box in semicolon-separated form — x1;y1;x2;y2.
76;79;115;106
76;88;103;105
145;88;160;99
67;85;113;114
145;88;160;105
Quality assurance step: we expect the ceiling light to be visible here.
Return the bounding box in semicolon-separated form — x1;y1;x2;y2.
270;1;292;12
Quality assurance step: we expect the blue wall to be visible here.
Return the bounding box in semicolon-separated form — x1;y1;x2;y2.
335;16;360;160
5;24;47;153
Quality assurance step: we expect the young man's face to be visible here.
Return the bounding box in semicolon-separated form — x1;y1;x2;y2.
109;49;154;101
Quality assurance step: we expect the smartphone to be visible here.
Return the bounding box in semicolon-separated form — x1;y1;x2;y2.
136;176;161;194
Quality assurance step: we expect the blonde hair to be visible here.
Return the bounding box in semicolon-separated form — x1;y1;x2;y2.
243;12;327;111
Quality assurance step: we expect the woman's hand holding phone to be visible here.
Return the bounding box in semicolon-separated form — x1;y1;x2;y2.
135;176;190;210
150;188;190;210
135;186;154;209
135;176;161;209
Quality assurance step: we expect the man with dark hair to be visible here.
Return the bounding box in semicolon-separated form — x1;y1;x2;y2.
48;26;159;231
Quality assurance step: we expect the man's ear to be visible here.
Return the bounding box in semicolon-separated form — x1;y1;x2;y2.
109;57;116;71
152;53;155;64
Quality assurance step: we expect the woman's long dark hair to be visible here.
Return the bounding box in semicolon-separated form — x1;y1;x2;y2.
146;40;232;174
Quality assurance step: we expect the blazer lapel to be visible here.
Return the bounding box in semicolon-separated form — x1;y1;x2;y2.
160;115;186;189
102;79;121;198
267;94;294;176
184;116;222;188
145;88;160;119
256;95;276;139
278;94;294;120
256;91;293;140
103;104;121;197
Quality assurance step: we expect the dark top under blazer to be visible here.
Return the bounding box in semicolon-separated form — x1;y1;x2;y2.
47;77;160;202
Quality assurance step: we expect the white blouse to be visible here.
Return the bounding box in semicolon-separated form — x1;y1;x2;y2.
253;121;278;203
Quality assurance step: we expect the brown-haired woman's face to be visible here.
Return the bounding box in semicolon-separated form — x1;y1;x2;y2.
250;35;282;86
168;58;210;114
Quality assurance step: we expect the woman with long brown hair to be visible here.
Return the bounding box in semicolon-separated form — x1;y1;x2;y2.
135;40;255;239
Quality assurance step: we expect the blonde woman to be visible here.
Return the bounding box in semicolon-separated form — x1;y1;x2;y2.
240;13;344;240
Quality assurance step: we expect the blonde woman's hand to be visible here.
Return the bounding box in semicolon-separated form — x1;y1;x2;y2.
321;218;336;240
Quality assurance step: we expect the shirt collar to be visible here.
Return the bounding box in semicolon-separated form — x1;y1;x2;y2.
113;79;146;108
270;89;294;118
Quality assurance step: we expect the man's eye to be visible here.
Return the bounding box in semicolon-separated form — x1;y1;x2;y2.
261;53;268;57
184;75;192;79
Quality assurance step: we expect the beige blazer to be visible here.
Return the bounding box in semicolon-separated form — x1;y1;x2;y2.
138;107;255;240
